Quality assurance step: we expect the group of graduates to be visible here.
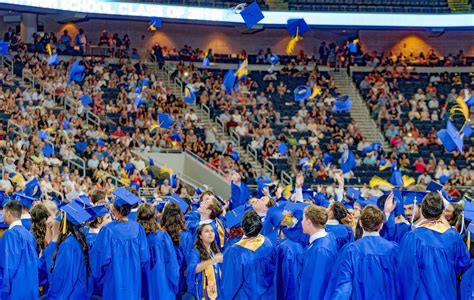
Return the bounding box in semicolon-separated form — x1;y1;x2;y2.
0;172;473;300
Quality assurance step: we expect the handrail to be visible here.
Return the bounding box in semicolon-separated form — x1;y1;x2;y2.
246;144;258;162
215;116;225;133
104;171;127;186
3;55;13;77
67;154;86;178
263;158;275;176
281;171;293;186
64;95;101;128
7;120;25;137
22;69;35;87
229;127;241;148
201;103;211;117
43;186;65;203
138;187;157;199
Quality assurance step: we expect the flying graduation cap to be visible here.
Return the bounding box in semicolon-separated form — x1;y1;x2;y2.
80;94;93;106
158;113;174;130
286;18;309;55
267;53;279;65
333;95;352;112
184;86;196;104
294;85;311;102
148;17;162;31
240;1;264;29
223;69;238;95
437;120;463;153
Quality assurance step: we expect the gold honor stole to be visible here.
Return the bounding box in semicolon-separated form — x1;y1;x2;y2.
203;252;218;300
236;235;265;252
216;219;225;249
418;220;451;234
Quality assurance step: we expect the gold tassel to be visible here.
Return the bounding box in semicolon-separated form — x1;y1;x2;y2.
61;212;67;235
309;85;322;100
402;175;415;188
450;96;470;121
467;231;471;252
286;35;302;55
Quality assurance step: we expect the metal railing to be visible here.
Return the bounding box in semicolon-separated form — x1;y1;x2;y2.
281;171;293;186
2;55;13;77
246;144;258;162
215;116;225;133
64;95;101;128
229;127;241;148
201;103;211;117
263;158;275;176
104;171;128;186
7;120;24;137
67;154;87;178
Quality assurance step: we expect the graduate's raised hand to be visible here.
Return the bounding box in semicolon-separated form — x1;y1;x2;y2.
384;192;396;214
295;173;304;188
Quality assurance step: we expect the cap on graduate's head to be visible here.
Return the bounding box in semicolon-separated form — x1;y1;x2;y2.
402;190;427;206
224;205;246;229
85;204;109;220
113;187;142;207
73;195;92;208
13;192;36;209
286;18;310;37
284;201;309;221
61;200;93;226
169;193;190;214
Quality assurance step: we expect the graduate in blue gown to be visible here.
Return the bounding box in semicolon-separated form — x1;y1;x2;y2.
379;192;418;243
253;196;281;246
299;204;338;300
187;223;223;299
398;192;471;300
460;259;474;300
85;204;111;248
0;200;39;299
221;210;276;300
137;203;179;299
325;205;399;300
47;201;92;300
90;188;150;300
161;202;194;296
14;193;36;231
325;201;354;250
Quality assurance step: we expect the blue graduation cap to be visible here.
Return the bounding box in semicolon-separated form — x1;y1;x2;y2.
356;196;378;207
63;119;71;130
170;173;177;189
229;151;240;161
223;69;238;95
195;187;203;196
149;158;155;166
439;175;450;185
97;138;105;147
294;85;311;102
113;187;142;207
427;181;443;193
47;53;58;66
169;193;189;213
284;202;309;219
0;191;9;208
402;190;428;205
41;144;54;158
158;113;174;130
80;94;93;106
466;95;473;107
13;192;36;209
437;120;463;153
38;130;49;141
148;17;162;30
24;178;41;199
75;141;88;153
286;18;310;37
266;204;286;227
86;204;109;219
73;195;92;208
278;141;288;155
323;153;332;166
134;97;145;109
135;86;142;94
314;192;330;207
346;188;361;201
0;41;9;55
340;150;356;174
124;163;135;175
267;53;279;65
225;205;246;228
202;57;210;68
68;60;85;84
184;86;196;104
390;170;403;187
333;95;352;112
61;201;92;225
464;201;474;222
462;125;473;138
302;190;314;201
257;179;273;198
170;133;182;142
240;1;264;29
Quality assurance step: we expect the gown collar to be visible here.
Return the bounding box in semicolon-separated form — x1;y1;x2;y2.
362;232;380;238
309;229;328;244
326;220;340;225
236;234;265;252
9;220;23;230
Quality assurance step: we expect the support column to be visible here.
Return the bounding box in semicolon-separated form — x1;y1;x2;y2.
21;13;37;44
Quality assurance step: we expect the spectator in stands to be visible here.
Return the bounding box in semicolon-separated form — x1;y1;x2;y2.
60;30;72;49
74;28;87;54
3;27;14;43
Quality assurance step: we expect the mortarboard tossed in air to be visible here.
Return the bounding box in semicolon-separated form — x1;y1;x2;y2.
286;18;309;55
439;175;450;185
224;204;246;228
13;192;36;209
267;53;279;65
169;193;189;213
240;1;265;29
148;17;162;31
202;56;210;68
80;94;93;106
0;41;9;55
170;133;182;142
75;140;88;153
340;150;356;174
437;120;464;153
47;53;58;66
61;201;93;225
184;86;196;104
86;204;109;219
332;95;352;112
278;141;288;155
257;179;273;198
390;170;403;187
73;195;92;208
294;85;311;102
134;97;145;109
427;180;444;193
113;187;142;207
41;143;54;158
229;151;240;161
323;153;332;166
124;163;135;175
97;138;105;147
346;187;361;201
63;119;71;130
302;190;314;201
158;112;174;130
223;69;238;95
462;124;473;138
24;178;42;199
68;60;85;84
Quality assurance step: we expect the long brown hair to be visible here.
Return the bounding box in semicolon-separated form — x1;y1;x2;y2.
137;203;160;235
30;203;51;253
194;224;220;261
161;202;188;245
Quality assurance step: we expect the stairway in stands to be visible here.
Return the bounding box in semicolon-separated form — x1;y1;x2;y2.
330;71;391;150
448;0;472;12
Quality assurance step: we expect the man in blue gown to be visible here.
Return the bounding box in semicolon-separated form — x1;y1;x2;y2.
325;205;399;300
221;210;276;299
299;204;337;300
0;200;39;299
398;192;471;299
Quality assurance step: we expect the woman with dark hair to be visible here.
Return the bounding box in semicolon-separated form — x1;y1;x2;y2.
46;202;91;299
137;203;179;299
161;202;194;297
90;188;150;300
221;210;276;299
30;203;51;254
397;192;470;299
187;224;223;300
325;201;354;250
444;203;463;233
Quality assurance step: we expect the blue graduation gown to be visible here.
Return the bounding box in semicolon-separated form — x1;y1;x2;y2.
86;232;98;248
381;213;412;243
189;218;227;252
21;217;31;231
325;223;354;251
299;232;337;300
90;220;150;300
47;235;89;300
127;209;138;222
142;231;179;300
0;224;39;300
171;230;194;294
275;239;304;300
221;235;276;299
187;249;222;300
38;241;56;294
324;235;399;300
460;260;474;300
261;217;279;247
398;225;470;300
